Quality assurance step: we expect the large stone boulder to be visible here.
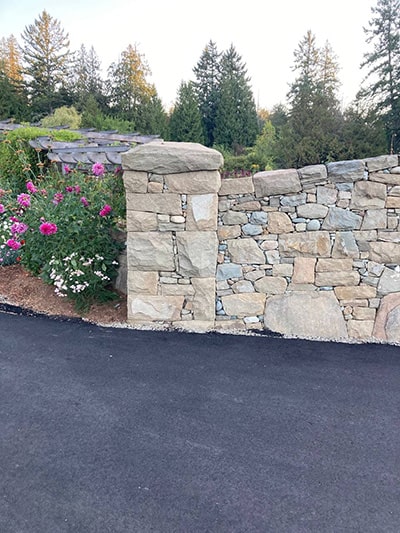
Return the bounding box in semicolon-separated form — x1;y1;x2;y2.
264;291;348;339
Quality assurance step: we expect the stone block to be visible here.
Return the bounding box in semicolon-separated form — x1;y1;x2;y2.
332;232;359;258
232;280;255;293
364;155;398;172
253;169;301;197
122;142;223;173
219;177;254;196
222;211;248;225
123;170;148;193
352;307;376;320
186;194;218;231
129;295;184;321
296;203;329;219
221;293;266;317
165;170;221;194
127;232;175;271
176;232;218;277
347;320;375;339
386;197;400;209
279;231;331;257
216;263;243;280
292;257;316;284
350;181;386;209
322;207;362;230
272;264;294;277
267;212;294;234
298;164;328;188
254;276;287;294
128;271;158;294
326;160;365;183
315;271;360;286
264;291;347;339
377;267;400;296
317;186;337;205
218;225;241;240
369;242;400;263
192;278;216;321
227;238;265;264
126;211;158;232
316;258;353;271
373;293;400;342
369;172;400;185
361;209;387;230
127;193;182;215
334;285;376;300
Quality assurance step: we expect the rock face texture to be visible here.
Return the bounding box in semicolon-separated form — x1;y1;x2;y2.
123;145;400;342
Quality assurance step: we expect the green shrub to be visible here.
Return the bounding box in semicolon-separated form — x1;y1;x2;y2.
0;127;82;193
41;106;82;129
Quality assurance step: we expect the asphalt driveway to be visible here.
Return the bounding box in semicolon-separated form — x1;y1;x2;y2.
0;310;399;532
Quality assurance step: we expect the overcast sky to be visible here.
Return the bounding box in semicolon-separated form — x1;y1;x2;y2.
0;0;376;111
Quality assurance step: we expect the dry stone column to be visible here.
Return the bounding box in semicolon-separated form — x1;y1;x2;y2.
122;141;223;331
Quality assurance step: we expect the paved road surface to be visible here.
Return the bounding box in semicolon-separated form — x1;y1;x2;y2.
0;310;399;532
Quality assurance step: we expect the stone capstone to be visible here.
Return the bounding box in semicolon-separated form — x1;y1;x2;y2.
264;291;348;339
219;177;254;195
326;160;365;183
122;142;223;174
253;169;301;197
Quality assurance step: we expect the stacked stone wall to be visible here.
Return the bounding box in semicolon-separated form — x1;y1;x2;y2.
123;143;400;343
217;154;400;342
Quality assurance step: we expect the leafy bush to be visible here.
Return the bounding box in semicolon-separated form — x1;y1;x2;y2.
41;106;82;129
0;165;126;311
0;127;82;193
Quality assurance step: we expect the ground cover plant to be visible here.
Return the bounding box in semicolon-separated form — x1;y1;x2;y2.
0;137;126;311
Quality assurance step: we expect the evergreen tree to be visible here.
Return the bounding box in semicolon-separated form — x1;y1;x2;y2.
107;44;155;127
70;44;105;112
360;0;400;152
21;10;71;118
193;40;220;146
213;45;258;152
280;31;344;167
169;81;204;143
137;93;169;137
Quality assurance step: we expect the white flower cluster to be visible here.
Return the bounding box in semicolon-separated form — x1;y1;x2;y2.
48;252;113;297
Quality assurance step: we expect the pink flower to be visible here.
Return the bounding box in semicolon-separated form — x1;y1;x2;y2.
9;216;19;222
64;165;71;174
99;204;112;217
52;192;64;205
6;239;21;250
26;181;38;193
17;193;31;208
0;204;5;214
39;222;58;235
92;162;105;177
80;197;89;207
65;186;74;192
11;222;28;234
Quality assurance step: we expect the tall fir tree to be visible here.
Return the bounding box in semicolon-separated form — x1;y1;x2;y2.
70;44;105;112
278;31;344;167
21;10;71;118
0;35;28;120
193;40;220;146
360;0;400;152
169;81;204;143
213;45;258;152
107;44;155;128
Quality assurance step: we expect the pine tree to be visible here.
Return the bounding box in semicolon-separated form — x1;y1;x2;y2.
280;31;344;167
360;0;400;152
213;45;258;152
21;10;71;118
71;44;104;112
193;41;221;146
169;81;204;143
